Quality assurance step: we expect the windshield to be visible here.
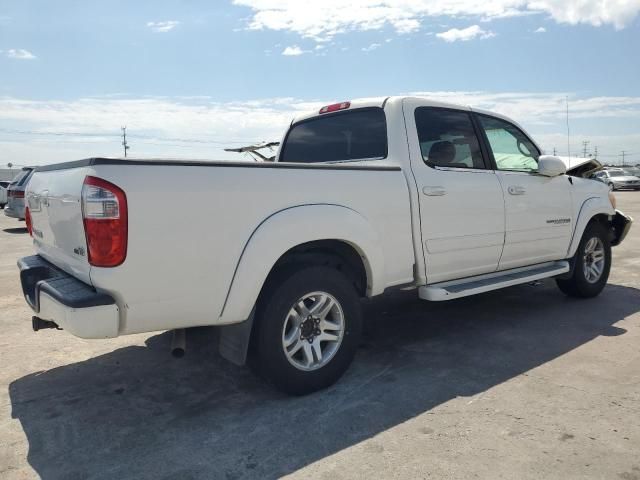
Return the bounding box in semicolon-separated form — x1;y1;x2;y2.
609;171;624;177
623;169;639;176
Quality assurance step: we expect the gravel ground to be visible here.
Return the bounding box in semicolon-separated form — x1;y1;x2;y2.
1;193;639;480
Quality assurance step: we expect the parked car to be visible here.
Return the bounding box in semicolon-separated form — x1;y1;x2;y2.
18;97;632;395
5;167;35;220
592;168;640;190
0;180;10;209
623;167;640;178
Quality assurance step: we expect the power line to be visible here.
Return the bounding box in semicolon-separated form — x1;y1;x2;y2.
0;128;254;145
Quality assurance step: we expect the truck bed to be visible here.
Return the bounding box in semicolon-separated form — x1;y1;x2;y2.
26;157;415;336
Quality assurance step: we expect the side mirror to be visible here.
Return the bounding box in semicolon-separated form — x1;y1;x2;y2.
538;155;567;177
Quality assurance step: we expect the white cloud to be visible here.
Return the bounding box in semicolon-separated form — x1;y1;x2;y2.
232;1;640;41
534;26;547;32
281;45;305;56
436;25;495;42
527;0;640;29
362;42;381;52
6;49;36;60
146;20;180;33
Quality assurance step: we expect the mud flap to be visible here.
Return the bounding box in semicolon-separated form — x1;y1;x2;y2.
218;308;255;366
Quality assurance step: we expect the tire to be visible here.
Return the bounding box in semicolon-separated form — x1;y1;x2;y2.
556;221;611;298
608;183;615;191
252;265;362;395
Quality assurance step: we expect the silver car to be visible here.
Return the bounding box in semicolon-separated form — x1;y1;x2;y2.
592;169;640;191
4;167;35;220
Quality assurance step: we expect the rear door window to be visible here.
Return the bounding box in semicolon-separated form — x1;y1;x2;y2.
279;108;387;163
414;108;487;169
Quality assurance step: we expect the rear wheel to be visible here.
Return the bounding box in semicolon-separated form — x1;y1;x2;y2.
556;222;611;298
252;265;362;395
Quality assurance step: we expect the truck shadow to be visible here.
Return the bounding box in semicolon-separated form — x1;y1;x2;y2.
9;281;640;480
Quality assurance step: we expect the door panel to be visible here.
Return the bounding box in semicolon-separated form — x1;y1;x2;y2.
474;113;573;269
496;171;573;269
403;100;505;284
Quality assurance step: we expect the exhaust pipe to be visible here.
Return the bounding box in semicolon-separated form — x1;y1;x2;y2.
32;316;61;331
171;329;186;358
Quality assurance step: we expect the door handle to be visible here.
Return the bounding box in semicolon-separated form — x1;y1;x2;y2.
423;186;446;196
508;185;526;195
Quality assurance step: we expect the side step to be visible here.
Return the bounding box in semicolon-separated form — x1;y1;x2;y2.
419;261;570;301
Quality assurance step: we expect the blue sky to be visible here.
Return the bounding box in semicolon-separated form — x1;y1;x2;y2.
1;0;639;165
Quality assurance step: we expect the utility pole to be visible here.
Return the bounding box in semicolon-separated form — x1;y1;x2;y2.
593;146;598;160
582;140;589;158
121;126;130;158
620;151;626;167
553;147;557;156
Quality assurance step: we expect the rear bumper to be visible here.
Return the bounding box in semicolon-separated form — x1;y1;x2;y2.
18;255;120;338
4;204;24;219
611;210;633;247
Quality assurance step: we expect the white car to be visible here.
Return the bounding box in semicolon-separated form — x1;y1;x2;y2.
18;97;632;395
593;169;640;190
0;181;9;209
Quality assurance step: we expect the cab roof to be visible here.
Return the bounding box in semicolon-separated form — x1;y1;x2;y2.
290;95;520;127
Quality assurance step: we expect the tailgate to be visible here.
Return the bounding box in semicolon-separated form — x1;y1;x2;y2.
26;167;92;284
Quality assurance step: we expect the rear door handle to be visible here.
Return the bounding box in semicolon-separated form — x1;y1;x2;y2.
508;185;526;195
423;186;446;196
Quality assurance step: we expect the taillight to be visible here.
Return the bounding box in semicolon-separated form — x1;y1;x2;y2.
319;101;351;114
9;190;24;198
82;176;128;267
25;207;33;236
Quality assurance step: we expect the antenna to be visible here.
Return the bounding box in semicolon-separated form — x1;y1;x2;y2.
121;126;130;158
566;96;571;159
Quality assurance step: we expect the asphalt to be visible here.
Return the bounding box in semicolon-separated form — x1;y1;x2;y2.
1;193;639;480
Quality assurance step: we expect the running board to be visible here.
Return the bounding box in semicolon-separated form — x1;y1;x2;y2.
419;261;570;302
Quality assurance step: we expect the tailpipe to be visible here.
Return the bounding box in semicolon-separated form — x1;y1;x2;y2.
171;329;186;358
32;316;61;332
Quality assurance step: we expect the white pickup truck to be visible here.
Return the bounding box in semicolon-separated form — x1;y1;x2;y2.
19;97;632;394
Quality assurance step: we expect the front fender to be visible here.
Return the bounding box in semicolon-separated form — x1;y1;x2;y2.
218;204;385;325
567;196;615;257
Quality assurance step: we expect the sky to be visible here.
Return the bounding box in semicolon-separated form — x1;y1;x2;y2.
1;0;639;166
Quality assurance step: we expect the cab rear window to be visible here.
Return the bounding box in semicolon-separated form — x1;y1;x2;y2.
279;108;387;163
11;169;33;186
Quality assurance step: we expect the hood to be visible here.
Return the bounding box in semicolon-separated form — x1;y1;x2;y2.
558;156;603;178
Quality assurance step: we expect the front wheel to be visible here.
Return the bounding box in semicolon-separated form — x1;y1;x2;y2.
252;265;362;395
556;222;611;298
608;183;615;191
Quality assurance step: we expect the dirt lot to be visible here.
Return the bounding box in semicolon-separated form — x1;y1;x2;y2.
1;193;639;480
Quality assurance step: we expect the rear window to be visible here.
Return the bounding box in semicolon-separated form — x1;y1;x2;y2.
279;108;387;163
11;169;34;186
